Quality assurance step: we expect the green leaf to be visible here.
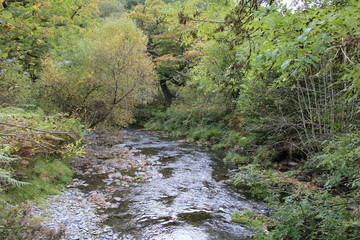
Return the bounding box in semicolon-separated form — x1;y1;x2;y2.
309;55;320;62
1;53;8;58
281;59;292;70
2;10;13;19
296;35;307;42
303;28;312;35
321;33;332;42
302;58;315;66
271;49;279;59
255;55;263;63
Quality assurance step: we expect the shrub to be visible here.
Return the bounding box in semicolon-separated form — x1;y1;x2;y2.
309;132;360;190
189;126;224;143
268;191;360;240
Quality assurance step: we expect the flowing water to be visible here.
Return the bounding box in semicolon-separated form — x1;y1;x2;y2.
77;129;265;240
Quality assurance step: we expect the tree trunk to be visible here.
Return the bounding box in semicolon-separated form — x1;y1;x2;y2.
160;79;173;106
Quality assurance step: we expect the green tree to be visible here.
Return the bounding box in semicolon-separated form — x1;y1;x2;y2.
37;17;156;127
128;0;197;105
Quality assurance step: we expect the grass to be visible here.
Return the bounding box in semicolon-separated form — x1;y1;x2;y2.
1;156;72;204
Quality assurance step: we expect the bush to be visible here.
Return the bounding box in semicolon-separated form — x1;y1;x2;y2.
268;191;360;240
231;165;277;200
308;132;360;190
231;210;275;234
253;148;280;167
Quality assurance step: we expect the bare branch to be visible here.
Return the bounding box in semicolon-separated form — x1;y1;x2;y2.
0;122;82;134
8;135;62;153
340;47;355;64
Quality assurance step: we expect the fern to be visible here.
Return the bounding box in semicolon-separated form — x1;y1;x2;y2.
0;154;29;194
0;169;28;187
0;153;16;163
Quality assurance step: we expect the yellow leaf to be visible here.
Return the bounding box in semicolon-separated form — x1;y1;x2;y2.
32;3;41;9
2;23;15;32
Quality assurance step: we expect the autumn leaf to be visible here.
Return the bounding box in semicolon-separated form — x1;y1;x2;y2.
155;54;178;62
2;23;15;32
32;3;42;9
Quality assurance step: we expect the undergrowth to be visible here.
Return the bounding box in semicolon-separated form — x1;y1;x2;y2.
1;156;73;204
0;106;83;238
228;133;360;239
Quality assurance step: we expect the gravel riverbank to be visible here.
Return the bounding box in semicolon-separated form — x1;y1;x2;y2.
29;188;118;240
27;130;155;240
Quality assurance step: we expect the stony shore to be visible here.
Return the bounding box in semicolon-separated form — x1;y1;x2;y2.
26;131;155;240
29;188;118;240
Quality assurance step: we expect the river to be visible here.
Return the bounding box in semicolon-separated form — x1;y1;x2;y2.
30;129;265;240
91;129;264;239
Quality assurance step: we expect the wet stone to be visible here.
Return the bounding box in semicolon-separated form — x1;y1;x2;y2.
26;130;265;240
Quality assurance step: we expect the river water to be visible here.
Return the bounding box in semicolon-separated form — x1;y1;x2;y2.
75;129;265;240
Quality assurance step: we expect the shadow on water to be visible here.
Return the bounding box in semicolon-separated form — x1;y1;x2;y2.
89;130;264;239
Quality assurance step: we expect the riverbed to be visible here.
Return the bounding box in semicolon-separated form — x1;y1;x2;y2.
30;129;265;240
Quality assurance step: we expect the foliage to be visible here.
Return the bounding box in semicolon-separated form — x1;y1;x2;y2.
267;191;360;240
144;83;230;142
37;17;156;127
231;165;277;200
0;61;30;105
0;204;64;240
1;156;73;204
229;0;359;152
230;163;360;239
0;0;100;82
0;107;83;204
230;146;360;239
0;153;28;203
189;126;224;143
231;210;275;234
306;132;360;190
127;0;191;104
223;152;251;165
98;0;123;17
0;107;84;153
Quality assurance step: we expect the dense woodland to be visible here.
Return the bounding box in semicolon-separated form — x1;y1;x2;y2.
0;0;359;239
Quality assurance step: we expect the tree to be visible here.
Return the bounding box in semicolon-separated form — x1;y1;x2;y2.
128;0;191;105
0;0;100;85
37;17;155;127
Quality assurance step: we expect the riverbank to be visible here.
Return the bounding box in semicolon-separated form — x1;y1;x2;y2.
22;130;153;240
141;109;360;239
13;129;266;240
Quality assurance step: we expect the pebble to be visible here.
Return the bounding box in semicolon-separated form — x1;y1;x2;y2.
28;181;117;240
26;131;158;240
